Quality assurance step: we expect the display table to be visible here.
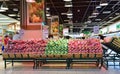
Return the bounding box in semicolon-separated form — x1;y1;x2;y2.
2;38;103;69
2;53;103;69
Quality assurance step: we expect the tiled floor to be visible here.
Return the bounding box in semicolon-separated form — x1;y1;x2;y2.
0;56;120;74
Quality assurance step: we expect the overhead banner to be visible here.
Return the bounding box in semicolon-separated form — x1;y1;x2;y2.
93;26;99;34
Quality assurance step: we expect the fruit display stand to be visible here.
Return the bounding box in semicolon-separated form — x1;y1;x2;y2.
2;39;103;69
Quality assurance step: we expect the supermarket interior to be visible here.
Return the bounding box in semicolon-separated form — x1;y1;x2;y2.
0;0;120;74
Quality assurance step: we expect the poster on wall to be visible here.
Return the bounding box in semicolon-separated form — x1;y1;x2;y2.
27;0;45;25
50;16;59;36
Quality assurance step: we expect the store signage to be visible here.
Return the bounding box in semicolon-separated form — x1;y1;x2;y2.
93;26;99;34
42;26;49;39
116;23;120;29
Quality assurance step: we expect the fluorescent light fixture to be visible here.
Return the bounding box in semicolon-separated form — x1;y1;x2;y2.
88;15;97;18
67;15;73;18
100;0;108;6
46;7;50;10
0;9;6;12
26;0;35;2
115;13;119;15
0;21;17;23
109;17;113;19
100;3;108;6
46;14;50;17
17;18;20;20
46;11;50;17
61;13;67;15
0;18;9;19
95;19;101;21
92;9;99;15
65;2;72;7
8;14;16;16
64;20;69;22
102;11;111;14
13;8;18;11
67;8;73;16
0;1;8;10
96;6;101;9
63;0;72;1
67;13;73;16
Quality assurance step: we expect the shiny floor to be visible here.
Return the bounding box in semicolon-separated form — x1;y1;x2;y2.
0;56;120;74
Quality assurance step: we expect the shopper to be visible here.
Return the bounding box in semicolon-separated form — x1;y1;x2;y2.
13;32;21;40
4;35;10;46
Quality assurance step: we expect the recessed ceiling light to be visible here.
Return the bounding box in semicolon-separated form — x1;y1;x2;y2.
77;10;80;12
8;14;16;16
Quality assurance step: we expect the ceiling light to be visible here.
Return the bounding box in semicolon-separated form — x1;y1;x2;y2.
88;15;97;18
26;0;35;2
115;13;119;15
0;0;8;10
67;15;72;18
8;14;16;16
109;17;113;19
46;11;50;17
63;0;72;1
46;7;50;10
100;0;108;6
96;6;101;9
102;11;111;14
67;8;73;16
95;19;101;21
13;8;18;11
0;9;6;12
92;9;99;15
0;18;9;19
65;1;72;7
64;20;69;22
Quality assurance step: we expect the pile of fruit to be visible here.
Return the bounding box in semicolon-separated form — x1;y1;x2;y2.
4;38;102;55
4;39;48;54
45;39;68;55
68;38;103;54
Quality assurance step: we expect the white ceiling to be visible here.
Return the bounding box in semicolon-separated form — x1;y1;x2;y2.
0;14;19;25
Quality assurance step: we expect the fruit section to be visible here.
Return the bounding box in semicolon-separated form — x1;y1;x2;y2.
68;38;103;54
45;39;68;55
3;38;103;59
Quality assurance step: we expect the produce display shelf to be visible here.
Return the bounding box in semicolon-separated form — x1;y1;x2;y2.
103;38;120;54
3;53;103;69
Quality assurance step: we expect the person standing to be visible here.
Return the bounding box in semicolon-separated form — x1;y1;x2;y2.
4;35;10;46
13;32;21;40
